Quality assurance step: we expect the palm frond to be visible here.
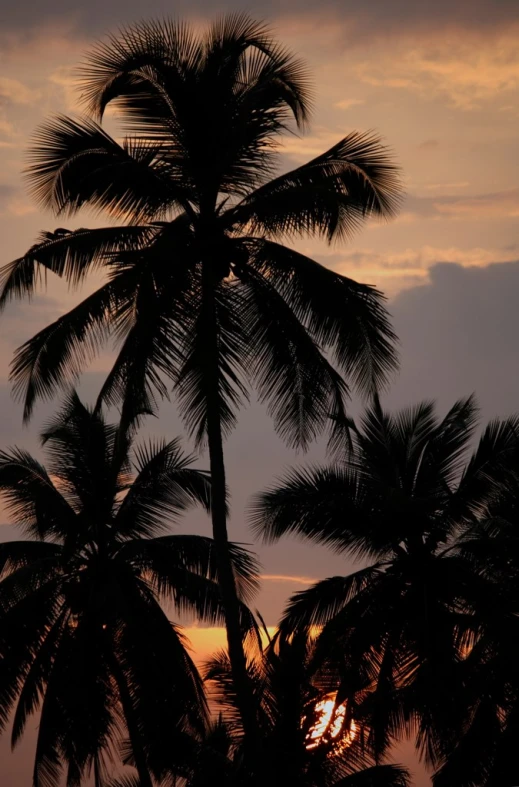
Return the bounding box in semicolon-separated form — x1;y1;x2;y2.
105;775;142;787
334;764;410;787
175;280;250;445
0;540;62;579
419;395;479;491
280;568;383;632
27;115;188;221
230;131;402;241
121;534;259;602
234;264;350;448
114;438;211;538
95;224;196;420
111;576;208;738
252;464;370;555
0;447;76;538
40;391;118;522
455;413;519;520
243;239;398;395
79;18;203;120
10;269;137;421
0;576;65;731
0;225;154;310
11;609;68;746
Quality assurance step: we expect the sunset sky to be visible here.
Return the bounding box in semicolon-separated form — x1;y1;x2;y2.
0;0;518;783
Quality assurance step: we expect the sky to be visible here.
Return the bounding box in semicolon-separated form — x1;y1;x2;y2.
0;0;518;784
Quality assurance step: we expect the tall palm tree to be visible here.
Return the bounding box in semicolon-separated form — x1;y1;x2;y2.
253;396;519;764
0;15;401;734
197;629;411;787
0;392;258;787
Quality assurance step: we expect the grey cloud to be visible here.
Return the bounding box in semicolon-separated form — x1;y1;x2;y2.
0;0;518;41
387;260;519;421
0;184;15;203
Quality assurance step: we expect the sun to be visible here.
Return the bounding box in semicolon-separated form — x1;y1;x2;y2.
305;694;357;750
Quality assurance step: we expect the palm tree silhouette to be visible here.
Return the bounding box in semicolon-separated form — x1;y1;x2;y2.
196;629;411;787
0;393;258;787
432;478;519;787
0;15;401;735
253;395;519;765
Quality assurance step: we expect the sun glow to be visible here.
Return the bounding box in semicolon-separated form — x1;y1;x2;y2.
305;695;357;750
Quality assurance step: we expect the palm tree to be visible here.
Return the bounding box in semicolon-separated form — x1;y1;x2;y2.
253;395;519;764
0;392;258;787
431;477;519;787
0;15;401;735
197;629;411;787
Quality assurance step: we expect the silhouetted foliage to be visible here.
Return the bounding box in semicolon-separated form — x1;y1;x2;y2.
199;630;411;787
253;396;519;777
0;14;401;739
432;477;519;787
0;393;258;787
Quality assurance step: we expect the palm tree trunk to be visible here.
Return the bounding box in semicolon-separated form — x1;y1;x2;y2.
110;653;154;787
201;265;259;746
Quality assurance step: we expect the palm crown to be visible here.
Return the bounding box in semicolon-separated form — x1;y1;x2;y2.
0;393;258;787
0;15;400;437
254;396;519;763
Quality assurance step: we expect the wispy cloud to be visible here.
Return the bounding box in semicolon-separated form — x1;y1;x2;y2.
406;188;519;220
0;119;15;138
261;573;317;585
417;139;439;151
0;77;39;105
6;198;37;217
334;98;365;110
421;181;470;191
356;32;519;109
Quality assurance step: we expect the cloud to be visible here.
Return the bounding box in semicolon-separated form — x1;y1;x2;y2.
421;182;470;191
387;260;519;422
417;139;439;151
0;185;38;218
356;32;519;109
48;65;83;112
405;188;519;220
0;119;15;138
0;77;39;105
0;184;17;209
319;244;519;295
6;198;37;217
261;573;317;585
334;98;365;110
0;0;518;40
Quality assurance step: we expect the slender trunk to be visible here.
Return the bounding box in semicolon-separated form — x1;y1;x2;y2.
110;653;154;787
201;263;259;748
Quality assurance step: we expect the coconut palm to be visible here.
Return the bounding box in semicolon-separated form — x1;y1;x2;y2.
0;15;401;734
0;392;258;787
431;478;519;787
197;629;411;787
253;395;519;764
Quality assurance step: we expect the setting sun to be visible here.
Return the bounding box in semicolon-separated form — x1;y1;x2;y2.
306;695;357;750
